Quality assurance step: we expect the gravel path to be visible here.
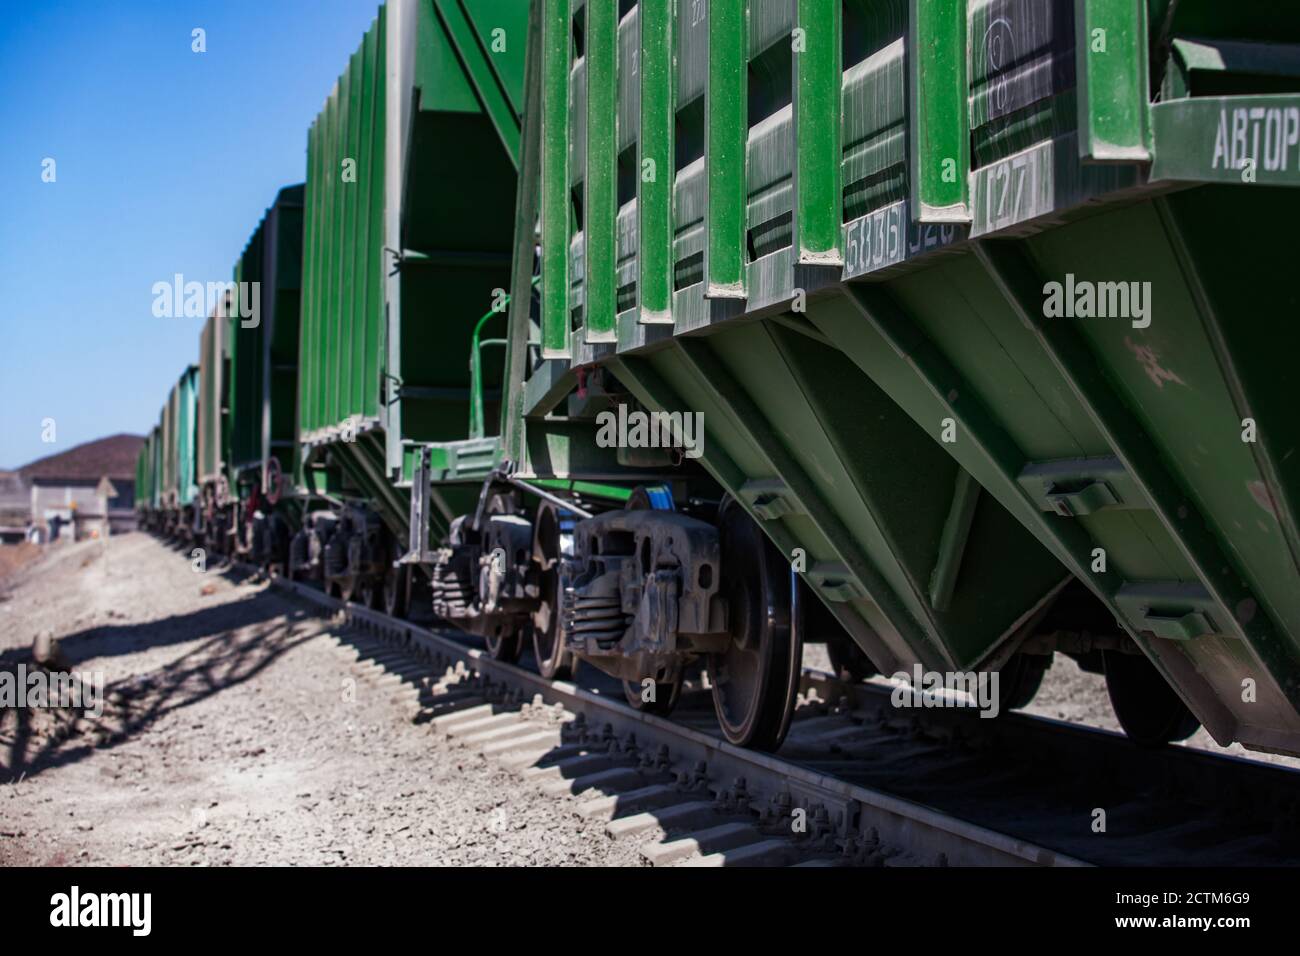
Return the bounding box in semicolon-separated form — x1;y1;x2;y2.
3;532;1294;867
0;533;644;866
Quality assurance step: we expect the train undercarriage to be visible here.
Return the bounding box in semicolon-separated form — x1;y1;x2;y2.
144;457;1203;755
406;471;1202;753
420;479;803;750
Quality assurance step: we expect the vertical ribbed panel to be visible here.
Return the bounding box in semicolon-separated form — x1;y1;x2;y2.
793;0;843;265
584;0;618;341
229;223;263;473
705;0;748;298
162;387;176;505
638;0;675;324
178;366;198;506
196;310;224;484
301;119;319;437
1076;0;1151;161
341;48;360;426
541;0;571;357
298;10;386;440
151;426;161;508
324;85;341;431
362;21;384;432
908;0;970;222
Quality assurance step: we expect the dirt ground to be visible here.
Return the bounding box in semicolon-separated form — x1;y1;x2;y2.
2;534;1295;868
0;534;643;866
0;542;41;583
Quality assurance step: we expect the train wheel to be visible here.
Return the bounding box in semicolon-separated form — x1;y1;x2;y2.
826;629;877;684
382;560;409;619
484;625;522;663
1104;650;1201;746
481;495;524;663
998;652;1052;712
623;677;682;716
707;500;802;751
531;504;575;680
357;577;379;611
532;577;572;679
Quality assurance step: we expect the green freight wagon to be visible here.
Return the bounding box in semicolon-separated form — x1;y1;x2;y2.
134;429;158;530
196;301;230;552
149;424;161;515
155;365;199;538
158;395;173;525
419;0;1300;755
290;0;530;608
134;0;1300;758
224;185;306;568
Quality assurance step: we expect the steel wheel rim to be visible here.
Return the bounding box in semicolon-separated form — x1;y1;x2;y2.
623;676;682;715
382;567;395;613
531;504;573;679
706;500;802;750
711;575;767;738
532;566;561;667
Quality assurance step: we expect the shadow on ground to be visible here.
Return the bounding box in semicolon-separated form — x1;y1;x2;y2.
0;586;329;783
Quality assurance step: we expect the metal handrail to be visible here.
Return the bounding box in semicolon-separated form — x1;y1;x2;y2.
468;275;541;440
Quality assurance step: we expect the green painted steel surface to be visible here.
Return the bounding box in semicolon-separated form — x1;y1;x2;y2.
512;0;1300;755
150;426;161;510
431;0;530;163
1151;95;1300;185
229;225;265;475
793;0;843;265
637;0;675;324
196;306;227;488
705;0;747;297
228;186;304;488
134;440;147;512
293;1;525;539
299;1;525;461
176;366;199;507
158;366;199;509
135;430;159;513
909;0;968;222
582;0;617;342
159;393;174;508
299;9;386;442
498;0;544;464
395;0;522;452
1075;0;1150;161
134;0;1300;756
539;0;570;356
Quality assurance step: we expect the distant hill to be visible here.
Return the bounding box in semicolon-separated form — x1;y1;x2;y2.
16;434;144;482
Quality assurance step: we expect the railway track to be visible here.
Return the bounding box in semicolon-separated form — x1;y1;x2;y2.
250;565;1300;868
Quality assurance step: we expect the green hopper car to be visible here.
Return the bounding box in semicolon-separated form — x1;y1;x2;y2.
288;0;529;611
139;366;199;538
139;0;1300;759
189;186;305;564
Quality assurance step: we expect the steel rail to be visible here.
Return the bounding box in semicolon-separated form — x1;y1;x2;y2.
265;572;1085;867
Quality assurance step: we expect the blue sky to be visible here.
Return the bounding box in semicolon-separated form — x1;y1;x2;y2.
0;0;383;469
